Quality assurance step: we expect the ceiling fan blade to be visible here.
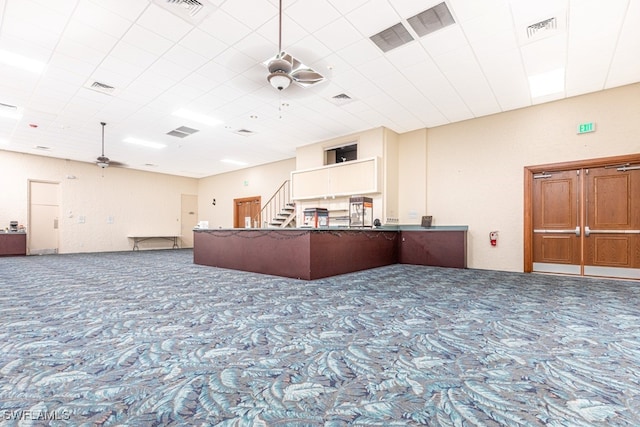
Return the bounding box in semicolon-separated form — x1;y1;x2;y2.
291;69;325;84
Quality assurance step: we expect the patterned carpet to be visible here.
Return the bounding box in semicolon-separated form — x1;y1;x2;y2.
0;249;639;426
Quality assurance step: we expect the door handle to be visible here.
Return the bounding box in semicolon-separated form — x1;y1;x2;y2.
585;228;640;235
533;228;580;236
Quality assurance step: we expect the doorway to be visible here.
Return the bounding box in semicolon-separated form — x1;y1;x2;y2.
180;194;198;248
28;180;60;255
525;154;640;279
234;196;261;228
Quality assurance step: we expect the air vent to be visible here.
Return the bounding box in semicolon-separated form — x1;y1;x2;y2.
85;81;116;96
166;126;199;138
152;0;216;24
330;93;355;106
407;2;455;38
527;17;557;39
234;129;254;136
370;22;414;53
34;145;51;150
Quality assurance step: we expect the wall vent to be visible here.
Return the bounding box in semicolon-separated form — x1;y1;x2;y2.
407;2;455;38
370;23;414;53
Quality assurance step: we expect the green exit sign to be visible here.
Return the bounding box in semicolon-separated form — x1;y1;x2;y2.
577;122;595;134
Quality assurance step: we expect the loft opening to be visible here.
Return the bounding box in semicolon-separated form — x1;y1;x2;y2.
325;143;357;165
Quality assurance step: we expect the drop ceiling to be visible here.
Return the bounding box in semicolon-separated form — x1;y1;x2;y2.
0;0;638;178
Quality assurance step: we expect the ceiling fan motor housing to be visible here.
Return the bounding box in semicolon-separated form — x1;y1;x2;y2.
267;57;293;90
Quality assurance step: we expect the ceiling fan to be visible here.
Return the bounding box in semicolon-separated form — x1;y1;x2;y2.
266;0;326;91
95;122;124;168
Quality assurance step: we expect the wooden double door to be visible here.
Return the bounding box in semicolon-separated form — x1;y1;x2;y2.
526;155;640;280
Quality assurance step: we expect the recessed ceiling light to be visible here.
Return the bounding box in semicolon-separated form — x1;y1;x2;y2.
123;137;166;149
528;68;565;98
172;108;222;127
221;159;248;166
0;49;46;74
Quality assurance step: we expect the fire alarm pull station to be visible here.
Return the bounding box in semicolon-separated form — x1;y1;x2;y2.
490;231;498;246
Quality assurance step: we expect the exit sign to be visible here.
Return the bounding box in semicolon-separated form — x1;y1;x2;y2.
577;122;595;134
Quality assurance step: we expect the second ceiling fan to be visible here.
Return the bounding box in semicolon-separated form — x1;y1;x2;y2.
266;0;326;91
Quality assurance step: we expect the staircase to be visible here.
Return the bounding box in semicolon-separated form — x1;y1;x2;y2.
255;180;296;228
267;203;296;228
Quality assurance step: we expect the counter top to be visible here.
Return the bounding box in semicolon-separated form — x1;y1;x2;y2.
194;225;468;232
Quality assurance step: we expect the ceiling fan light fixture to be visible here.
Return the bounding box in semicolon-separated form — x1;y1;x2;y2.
97;160;109;169
268;71;292;91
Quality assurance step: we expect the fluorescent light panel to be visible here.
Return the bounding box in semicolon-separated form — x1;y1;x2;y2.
528;68;565;98
123;137;166;149
0;103;23;120
172;108;222;127
221;159;247;166
0;49;46;74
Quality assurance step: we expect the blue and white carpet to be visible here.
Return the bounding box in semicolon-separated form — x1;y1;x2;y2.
1;250;639;426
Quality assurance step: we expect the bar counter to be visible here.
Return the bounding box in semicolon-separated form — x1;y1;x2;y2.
194;226;467;280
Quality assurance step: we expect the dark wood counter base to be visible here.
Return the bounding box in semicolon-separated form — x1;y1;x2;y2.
0;233;27;256
194;229;398;280
194;227;467;280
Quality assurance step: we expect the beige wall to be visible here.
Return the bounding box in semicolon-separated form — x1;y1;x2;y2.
420;83;640;271
2;83;638;269
397;129;427;224
0;151;197;253
197;158;296;229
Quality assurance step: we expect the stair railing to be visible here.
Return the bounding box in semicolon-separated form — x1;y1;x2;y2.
254;180;291;228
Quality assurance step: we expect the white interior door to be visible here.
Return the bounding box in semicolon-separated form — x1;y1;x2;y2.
180;194;198;248
29;181;60;255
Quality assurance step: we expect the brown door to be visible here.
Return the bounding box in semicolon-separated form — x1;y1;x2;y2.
527;156;640;280
583;166;640;278
532;170;582;275
234;196;261;228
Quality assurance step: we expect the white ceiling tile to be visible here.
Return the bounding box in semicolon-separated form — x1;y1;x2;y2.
110;41;158;71
121;25;174;57
434;45;501;117
520;33;567;76
163;45;209;70
61;20;119;54
288;35;331;65
313;18;362;52
88;0;149;21
326;0;370;15
145;58;192;82
220;0;277;29
346;0;403;37
198;9;252;46
450;0;510;23
336;39;382;68
287;0;342;34
420;25;469;58
136;4;193;42
180;28;231;59
73;1;134;39
473;46;531;111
